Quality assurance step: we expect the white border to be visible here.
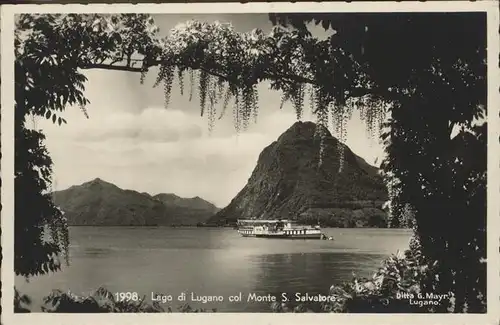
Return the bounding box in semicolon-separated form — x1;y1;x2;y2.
1;2;499;325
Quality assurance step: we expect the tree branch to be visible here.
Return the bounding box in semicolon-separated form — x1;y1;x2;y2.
81;63;144;72
81;59;386;102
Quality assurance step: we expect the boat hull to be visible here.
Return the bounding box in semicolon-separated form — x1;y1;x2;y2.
254;233;322;239
238;229;323;239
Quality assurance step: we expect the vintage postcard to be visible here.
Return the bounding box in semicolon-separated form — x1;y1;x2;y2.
1;2;499;325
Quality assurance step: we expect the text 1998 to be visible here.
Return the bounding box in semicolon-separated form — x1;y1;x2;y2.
115;292;139;302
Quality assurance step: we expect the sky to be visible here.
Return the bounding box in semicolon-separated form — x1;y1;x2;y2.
35;14;385;208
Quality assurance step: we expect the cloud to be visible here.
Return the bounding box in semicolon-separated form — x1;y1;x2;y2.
36;105;301;207
44;107;204;144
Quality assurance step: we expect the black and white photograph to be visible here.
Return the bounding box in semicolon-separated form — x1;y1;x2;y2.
2;2;499;323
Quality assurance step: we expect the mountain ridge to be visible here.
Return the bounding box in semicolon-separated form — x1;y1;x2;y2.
53;178;219;226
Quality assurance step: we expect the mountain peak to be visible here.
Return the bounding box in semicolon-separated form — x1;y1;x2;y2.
154;193;181;200
82;177;116;188
154;193;218;211
277;121;331;144
283;121;316;135
289;121;317;131
210;121;388;227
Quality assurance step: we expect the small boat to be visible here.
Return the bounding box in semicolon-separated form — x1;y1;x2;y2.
236;219;324;240
320;233;334;240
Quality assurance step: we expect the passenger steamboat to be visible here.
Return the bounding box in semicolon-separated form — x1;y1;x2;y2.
237;219;330;240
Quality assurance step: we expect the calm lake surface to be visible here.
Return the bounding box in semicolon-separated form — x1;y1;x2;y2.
16;227;412;312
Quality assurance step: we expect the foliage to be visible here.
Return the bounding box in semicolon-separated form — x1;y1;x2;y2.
381;113;487;312
14;124;69;277
15;12;487;314
40;287;214;313
13;287;213;313
273;234;486;313
269;13;486;111
14;288;32;313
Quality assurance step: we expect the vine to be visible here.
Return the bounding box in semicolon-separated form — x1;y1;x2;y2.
148;18;378;165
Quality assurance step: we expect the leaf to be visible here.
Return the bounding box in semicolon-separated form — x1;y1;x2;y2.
52;114;57;124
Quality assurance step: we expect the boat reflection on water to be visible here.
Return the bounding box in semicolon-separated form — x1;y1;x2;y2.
237;219;333;240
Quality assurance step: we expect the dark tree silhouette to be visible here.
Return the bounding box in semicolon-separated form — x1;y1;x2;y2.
268;13;486;312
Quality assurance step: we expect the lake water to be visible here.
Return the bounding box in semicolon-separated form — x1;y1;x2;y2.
16;227;413;312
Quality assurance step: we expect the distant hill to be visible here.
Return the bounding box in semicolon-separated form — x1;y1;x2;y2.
153;193;219;223
52;178;219;226
209;121;389;228
153;193;218;211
